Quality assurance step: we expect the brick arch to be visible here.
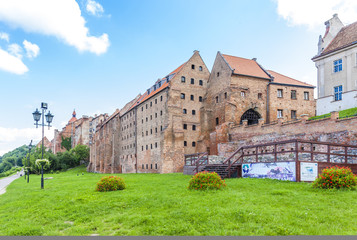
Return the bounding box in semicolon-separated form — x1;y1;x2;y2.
240;109;261;125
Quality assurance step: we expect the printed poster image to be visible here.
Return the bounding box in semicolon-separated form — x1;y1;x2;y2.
242;162;296;181
300;162;318;181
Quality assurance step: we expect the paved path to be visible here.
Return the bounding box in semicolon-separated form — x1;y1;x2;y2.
0;170;24;195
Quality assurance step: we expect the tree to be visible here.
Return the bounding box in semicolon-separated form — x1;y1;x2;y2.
61;136;72;151
71;144;90;162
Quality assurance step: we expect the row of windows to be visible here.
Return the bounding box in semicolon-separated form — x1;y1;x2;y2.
181;77;204;86
122;132;135;140
141;96;164;111
142;163;158;169
141;142;158;151
183;124;196;130
142;126;164;136
184;141;196;147
180;93;203;102
183;109;196;115
277;89;309;100
277;109;297;119
121;111;134;121
141;111;163;123
122;143;135;150
122;122;135;131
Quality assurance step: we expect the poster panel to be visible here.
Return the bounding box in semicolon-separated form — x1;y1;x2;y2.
242;162;296;181
300;162;318;181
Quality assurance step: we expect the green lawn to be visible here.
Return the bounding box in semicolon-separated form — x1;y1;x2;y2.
308;107;357;120
1;166;357;236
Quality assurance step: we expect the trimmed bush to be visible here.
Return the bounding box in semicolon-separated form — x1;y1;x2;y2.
188;171;226;190
313;166;357;189
96;176;126;192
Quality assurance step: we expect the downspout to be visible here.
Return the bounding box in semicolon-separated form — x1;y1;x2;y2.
266;83;270;124
134;107;138;173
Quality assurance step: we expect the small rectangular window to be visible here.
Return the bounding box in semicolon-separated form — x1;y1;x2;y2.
334;85;342;101
277;89;283;98
216;117;219;125
192;142;196;147
155;163;158;169
277;109;283;118
183;109;187;114
184;141;187;147
192;110;196;115
199;80;203;86
183;124;187;129
304;92;309;100
199;66;202;71
258;93;262;99
191;78;194;84
215;96;219;103
241;91;245;97
192;125;196;131
181;93;185;99
199;96;203;102
191;64;195;69
291;110;297;119
224;92;227;99
334;59;342;73
291;90;297;99
190;95;194;101
181;76;186;83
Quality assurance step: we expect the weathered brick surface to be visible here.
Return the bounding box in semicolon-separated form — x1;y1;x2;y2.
216;116;357;157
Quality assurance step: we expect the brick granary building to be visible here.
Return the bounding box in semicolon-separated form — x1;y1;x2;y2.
87;51;316;174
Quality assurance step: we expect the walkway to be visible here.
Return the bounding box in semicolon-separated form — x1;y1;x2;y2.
0;170;24;195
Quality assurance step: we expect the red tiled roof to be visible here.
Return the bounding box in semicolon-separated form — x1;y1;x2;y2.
267;70;314;88
128;62;185;111
319;21;357;57
221;54;271;79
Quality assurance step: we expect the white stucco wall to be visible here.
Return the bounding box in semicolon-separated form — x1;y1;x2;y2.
316;90;357;115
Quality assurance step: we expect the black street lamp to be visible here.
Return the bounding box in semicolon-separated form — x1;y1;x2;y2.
26;140;33;183
32;102;54;189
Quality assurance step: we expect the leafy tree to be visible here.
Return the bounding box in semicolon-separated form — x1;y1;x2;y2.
61;136;72;151
71;144;90;162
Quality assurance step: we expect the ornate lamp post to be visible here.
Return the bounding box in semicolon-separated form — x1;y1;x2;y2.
26;140;33;183
32;102;54;189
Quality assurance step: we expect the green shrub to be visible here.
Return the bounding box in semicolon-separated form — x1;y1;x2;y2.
96;176;126;192
56;170;60;174
188;171;226;190
313;166;357;189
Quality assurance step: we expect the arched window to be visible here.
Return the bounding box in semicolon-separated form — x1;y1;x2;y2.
240;109;261;125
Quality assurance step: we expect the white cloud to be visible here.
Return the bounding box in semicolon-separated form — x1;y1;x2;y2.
23;40;40;59
275;0;357;29
0;47;28;74
0;0;110;55
7;43;22;59
86;0;104;16
0;32;9;42
0;126;54;156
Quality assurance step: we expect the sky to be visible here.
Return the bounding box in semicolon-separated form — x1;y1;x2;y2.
1;0;357;156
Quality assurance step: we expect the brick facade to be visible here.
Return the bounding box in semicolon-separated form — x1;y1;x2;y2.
88;51;318;174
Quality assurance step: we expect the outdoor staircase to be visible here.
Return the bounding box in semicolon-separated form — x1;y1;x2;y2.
201;163;240;179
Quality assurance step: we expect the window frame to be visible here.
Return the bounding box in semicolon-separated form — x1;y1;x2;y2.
277;89;283;98
291;90;297;100
334;85;343;101
334;59;342;73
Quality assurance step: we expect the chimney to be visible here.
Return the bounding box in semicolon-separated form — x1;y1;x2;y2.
252;58;257;61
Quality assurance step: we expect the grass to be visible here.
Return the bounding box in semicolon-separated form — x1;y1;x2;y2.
1;166;357;236
308;107;357;120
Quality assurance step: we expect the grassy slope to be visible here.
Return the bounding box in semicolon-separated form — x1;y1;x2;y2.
1;166;357;236
309;107;357;120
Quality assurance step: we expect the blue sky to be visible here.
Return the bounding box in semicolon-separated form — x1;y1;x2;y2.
1;0;357;156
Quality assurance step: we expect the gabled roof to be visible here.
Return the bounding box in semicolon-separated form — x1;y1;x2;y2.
314;21;357;59
267;70;314;88
221;54;271;79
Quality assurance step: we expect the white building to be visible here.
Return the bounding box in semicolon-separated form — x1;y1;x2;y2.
312;14;357;115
